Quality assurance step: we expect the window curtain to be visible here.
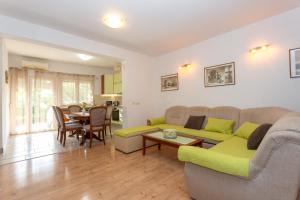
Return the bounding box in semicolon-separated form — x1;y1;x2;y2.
9;68;30;134
9;68;95;134
31;71;58;133
57;73;94;106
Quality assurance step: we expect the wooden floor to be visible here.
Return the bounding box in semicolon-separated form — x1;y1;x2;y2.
0;131;84;165
0;124;122;165
0;139;190;200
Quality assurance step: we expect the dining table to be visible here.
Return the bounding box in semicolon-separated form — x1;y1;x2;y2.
68;112;90;120
65;111;104;146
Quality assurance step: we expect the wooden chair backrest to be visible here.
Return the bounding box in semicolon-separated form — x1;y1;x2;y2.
89;106;107;128
52;106;60;128
106;105;113;120
55;106;66;131
68;105;82;113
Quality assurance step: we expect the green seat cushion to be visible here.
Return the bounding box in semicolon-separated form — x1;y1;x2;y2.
176;128;232;142
235;122;259;139
211;136;256;159
147;117;165;126
153;124;232;142
204;117;235;134
114;126;158;137
178;146;250;177
152;124;183;130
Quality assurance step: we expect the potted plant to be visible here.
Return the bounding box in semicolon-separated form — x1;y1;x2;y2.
81;102;88;114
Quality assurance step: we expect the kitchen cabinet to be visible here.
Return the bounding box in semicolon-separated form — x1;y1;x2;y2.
113;70;122;94
113;83;122;94
101;71;122;95
101;64;122;95
102;74;114;94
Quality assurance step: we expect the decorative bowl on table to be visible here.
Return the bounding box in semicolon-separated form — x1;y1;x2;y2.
163;129;177;139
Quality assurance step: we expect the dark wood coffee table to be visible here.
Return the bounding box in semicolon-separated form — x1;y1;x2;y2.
142;131;203;155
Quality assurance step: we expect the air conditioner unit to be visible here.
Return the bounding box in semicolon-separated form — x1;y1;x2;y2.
22;60;49;71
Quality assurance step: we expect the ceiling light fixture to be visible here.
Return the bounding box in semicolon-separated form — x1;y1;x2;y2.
77;53;93;61
103;14;126;29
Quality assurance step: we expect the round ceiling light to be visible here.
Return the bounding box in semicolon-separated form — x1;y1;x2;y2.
77;53;93;61
103;14;126;29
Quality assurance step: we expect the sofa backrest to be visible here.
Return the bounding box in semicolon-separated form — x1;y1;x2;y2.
239;107;290;126
208;106;241;130
165;106;290;129
165;106;189;125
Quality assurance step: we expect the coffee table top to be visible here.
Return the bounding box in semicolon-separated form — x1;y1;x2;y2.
142;131;203;146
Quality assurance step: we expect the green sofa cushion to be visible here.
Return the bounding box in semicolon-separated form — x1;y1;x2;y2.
235;122;259;139
204;117;235;134
153;124;183;130
177;128;232;142
153;124;232;142
114;126;158;137
147;117;166;126
178;146;250;177
211;136;256;159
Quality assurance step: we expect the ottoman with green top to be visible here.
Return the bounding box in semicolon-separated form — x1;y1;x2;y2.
113;125;159;153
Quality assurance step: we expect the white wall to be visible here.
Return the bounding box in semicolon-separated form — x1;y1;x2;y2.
0;14;155;130
8;53;113;95
0;39;9;151
0;14;155;152
151;8;300;117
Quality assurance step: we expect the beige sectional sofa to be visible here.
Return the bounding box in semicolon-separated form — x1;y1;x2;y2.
114;106;289;152
113;105;300;200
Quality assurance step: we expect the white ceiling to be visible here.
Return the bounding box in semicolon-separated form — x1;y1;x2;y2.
6;39;120;68
0;0;299;56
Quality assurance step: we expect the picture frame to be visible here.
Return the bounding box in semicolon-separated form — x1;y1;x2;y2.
204;62;235;87
5;70;8;84
289;48;300;78
161;73;179;92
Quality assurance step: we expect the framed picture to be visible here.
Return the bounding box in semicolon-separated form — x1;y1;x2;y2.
161;73;179;91
204;62;235;87
289;48;300;78
5;70;8;84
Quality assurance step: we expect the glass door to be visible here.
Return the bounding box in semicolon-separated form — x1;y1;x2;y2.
30;78;55;133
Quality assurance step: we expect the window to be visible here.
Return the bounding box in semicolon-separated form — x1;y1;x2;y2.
61;80;94;105
79;81;93;103
62;81;77;105
31;78;55;132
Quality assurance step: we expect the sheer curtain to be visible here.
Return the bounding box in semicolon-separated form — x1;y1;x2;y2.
31;71;58;133
57;73;94;106
9;68;95;134
9;68;30;134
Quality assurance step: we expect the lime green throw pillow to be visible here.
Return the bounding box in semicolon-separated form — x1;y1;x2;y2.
204;118;235;134
147;117;165;126
235;122;259;139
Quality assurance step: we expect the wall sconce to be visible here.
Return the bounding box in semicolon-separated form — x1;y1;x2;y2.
249;44;270;53
179;63;192;70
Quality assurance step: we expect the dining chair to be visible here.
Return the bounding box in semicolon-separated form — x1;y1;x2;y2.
67;104;83;134
53;106;80;137
104;105;113;138
52;106;61;140
68;105;82;113
55;106;83;146
85;106;107;148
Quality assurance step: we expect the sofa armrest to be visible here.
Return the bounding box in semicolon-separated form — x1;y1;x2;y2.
178;146;250;177
147;117;165;126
